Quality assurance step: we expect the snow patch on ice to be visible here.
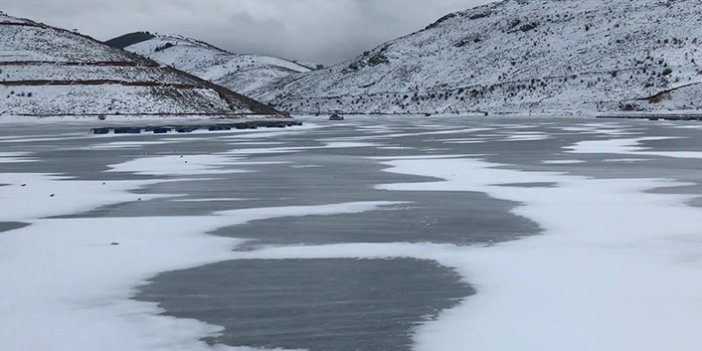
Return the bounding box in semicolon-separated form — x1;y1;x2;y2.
291;165;324;169
0;173;164;221
568;137;702;159
171;198;249;203
0;152;37;163
223;141;381;156
501;132;550;142
323;141;380;148
542;159;586;165
108;155;251;176
85;141;174;150
602;158;650;163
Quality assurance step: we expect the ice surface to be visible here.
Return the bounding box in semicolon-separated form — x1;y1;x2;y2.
0;168;400;351
374;156;702;351
200;149;702;350
4;120;702;351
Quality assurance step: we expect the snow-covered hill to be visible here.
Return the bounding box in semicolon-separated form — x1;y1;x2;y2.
113;33;312;96
260;0;702;115
0;13;281;117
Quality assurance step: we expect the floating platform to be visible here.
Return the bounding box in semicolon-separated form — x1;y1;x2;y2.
597;114;702;121
91;120;303;135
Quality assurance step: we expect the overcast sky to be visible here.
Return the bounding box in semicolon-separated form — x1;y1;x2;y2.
4;0;493;64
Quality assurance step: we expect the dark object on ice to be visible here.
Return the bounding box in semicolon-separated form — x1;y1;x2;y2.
209;126;232;131
598;113;702;121
329;113;345;121
21;184;27;187
114;127;141;134
424;113;432;117
49;193;55;197
110;242;120;246
90;120;303;135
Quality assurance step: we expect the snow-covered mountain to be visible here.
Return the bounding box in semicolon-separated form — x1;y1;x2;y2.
261;0;702;115
0;13;281;117
110;33;312;97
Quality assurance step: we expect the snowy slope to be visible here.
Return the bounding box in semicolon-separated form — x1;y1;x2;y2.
0;13;281;117
260;0;702;115
119;34;311;96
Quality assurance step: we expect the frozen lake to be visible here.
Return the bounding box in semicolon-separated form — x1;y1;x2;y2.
2;116;702;351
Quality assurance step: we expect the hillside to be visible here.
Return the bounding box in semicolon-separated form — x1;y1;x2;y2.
112;33;312;97
0;13;281;117
259;0;702;115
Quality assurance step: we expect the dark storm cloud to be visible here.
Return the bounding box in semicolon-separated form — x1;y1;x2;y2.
3;0;493;64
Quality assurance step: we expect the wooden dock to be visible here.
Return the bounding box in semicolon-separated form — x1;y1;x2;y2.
91;119;303;135
597;114;702;121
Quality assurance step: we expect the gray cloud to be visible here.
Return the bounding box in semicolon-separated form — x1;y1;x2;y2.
3;0;493;64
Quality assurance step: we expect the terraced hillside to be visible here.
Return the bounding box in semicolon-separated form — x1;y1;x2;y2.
0;12;281;117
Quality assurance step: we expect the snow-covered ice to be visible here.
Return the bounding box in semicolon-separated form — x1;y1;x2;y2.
542;159;586;165
3;118;702;351
374;156;702;351
0;152;37;163
0;173;165;221
568;137;702;159
108;155;252;176
0;167;401;351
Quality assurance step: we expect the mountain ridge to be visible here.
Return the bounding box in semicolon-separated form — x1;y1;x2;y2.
258;0;702;115
112;33;313;98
